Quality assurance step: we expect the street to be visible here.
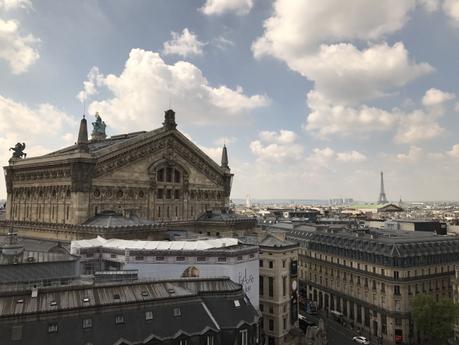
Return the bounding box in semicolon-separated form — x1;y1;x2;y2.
301;312;373;345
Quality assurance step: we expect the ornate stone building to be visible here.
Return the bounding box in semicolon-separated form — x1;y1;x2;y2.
287;226;459;345
3;110;233;228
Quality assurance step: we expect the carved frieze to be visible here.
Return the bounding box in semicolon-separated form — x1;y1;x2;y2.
11;168;71;182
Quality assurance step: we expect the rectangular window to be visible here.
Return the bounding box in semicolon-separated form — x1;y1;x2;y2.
82;318;92;329
166;189;172;199
135;255;144;261
157;169;164;182
157;188;164;199
283;317;287;330
260;276;264;296
145;311;153;321
174;307;181;317
174;189;180;200
166;167;172;182
197;256;207;262
394;285;401;296
282;276;287;297
240;329;249;345
179;339;188;345
259;259;263;267
382;315;387;334
268;277;274;297
394;271;400;279
176;256;185;261
269;261;273;269
218;257;227;262
48;323;58;333
156;256;164;261
115;315;124;324
269;319;274;331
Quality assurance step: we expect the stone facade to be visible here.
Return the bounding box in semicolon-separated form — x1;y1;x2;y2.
287;227;459;345
3;110;233;227
243;233;299;345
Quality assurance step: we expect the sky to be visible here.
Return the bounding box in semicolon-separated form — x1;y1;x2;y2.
2;0;459;201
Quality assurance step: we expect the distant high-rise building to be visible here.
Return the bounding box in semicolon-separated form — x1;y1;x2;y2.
246;194;252;208
378;171;388;204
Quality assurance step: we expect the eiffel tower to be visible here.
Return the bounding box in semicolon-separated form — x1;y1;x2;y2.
378;171;388;204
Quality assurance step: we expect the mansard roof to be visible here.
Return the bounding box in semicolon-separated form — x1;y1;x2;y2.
287;227;459;258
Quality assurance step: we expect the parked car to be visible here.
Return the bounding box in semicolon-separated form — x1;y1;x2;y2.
352;336;370;344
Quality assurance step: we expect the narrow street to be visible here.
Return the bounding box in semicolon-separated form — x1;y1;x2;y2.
300;311;375;345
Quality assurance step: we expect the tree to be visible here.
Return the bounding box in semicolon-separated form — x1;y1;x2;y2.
411;294;459;344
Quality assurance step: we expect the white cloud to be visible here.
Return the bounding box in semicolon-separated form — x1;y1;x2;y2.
0;19;40;74
306;88;450;144
447;144;459;158
86;49;269;132
257;40;432;104
199;145;222;164
307;147;366;166
419;0;441;12
250;130;303;163
422;88;455;107
252;0;432;107
298;42;431;104
305;90;398;137
258;129;297;144
443;0;459;23
307;147;335;167
162;28;206;57
395;146;424;162
0;94;77;197
253;0;415;56
336;150;367;162
0;0;31;10
200;0;253;16
213;35;234;50
394;109;445;144
77;66;104;102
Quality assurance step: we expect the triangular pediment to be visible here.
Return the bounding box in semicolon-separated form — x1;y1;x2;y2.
93;129;227;186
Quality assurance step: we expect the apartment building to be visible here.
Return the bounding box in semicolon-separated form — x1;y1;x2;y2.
287;227;459;345
241;232;299;345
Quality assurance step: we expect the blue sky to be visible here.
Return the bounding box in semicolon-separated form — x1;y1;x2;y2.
2;0;459;201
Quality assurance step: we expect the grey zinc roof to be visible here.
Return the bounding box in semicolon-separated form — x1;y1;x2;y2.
259;235;298;248
0;250;77;265
0;236;67;253
43;131;148;157
0;277;242;317
286;227;459;257
82;212;157;227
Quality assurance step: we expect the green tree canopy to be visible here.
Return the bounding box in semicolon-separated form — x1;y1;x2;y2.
411;294;459;344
